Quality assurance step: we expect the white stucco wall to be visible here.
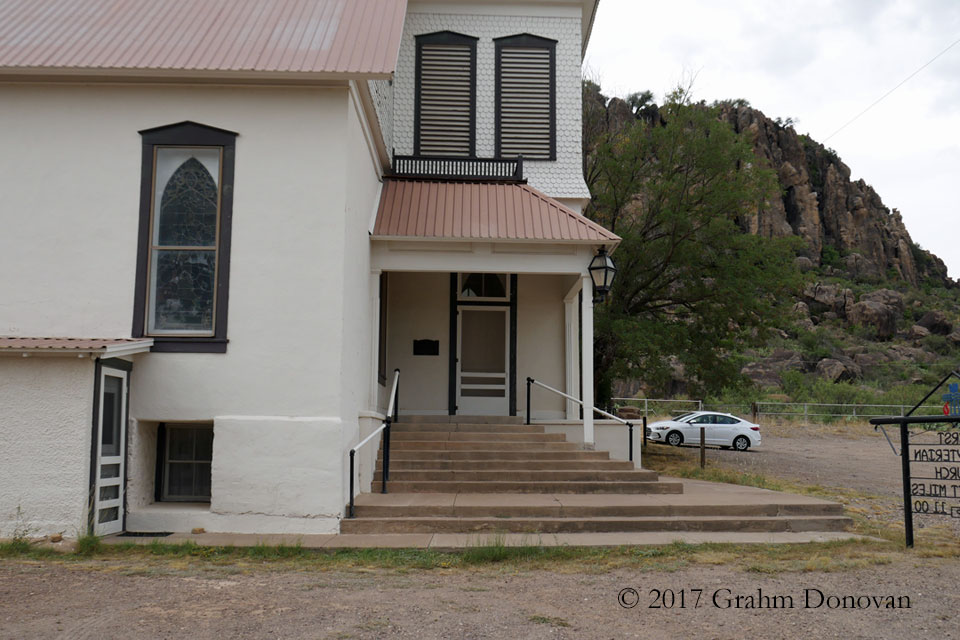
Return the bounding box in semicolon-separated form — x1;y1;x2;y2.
518;274;570;419
386;271;451;414
0;357;93;537
0;82;385;534
395;4;590;200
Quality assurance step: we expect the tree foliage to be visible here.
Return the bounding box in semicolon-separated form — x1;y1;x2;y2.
584;87;802;401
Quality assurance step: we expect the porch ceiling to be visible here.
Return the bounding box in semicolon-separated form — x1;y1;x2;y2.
372;179;620;245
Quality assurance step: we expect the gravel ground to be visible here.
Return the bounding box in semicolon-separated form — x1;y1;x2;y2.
2;425;957;639
1;561;958;639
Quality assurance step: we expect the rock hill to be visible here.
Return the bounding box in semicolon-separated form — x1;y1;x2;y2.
717;104;950;288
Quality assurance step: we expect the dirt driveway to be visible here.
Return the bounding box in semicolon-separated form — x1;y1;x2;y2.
2;560;959;640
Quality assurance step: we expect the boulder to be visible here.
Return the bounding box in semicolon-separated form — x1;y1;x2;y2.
815;356;862;382
740;349;804;388
860;288;904;313
907;324;931;340
802;283;854;317
947;330;960;346
794;256;815;272
852;351;890;377
848;300;898;340
888;345;938;364
917;310;953;335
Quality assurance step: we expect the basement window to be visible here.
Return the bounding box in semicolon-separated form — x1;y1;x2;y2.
157;423;213;502
495;34;557;161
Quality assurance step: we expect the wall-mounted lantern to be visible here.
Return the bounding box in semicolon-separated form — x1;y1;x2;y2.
588;247;617;303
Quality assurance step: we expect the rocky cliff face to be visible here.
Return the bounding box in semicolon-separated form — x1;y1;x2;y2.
717;105;951;287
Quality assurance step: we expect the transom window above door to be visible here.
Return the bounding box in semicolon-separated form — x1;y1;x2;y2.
459;273;508;301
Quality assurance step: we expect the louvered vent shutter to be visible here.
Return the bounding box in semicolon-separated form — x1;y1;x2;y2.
498;46;553;159
418;44;473;156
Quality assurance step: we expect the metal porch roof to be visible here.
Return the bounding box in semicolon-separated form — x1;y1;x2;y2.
372;179;619;244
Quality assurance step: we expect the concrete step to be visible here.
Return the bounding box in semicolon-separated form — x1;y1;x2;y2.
385;450;612;461
352;501;846;519
390;432;567;442
370;480;684;494
340;515;853;535
389;440;581;451
377;459;635;471
374;470;660;482
392;423;545;433
400;415;524;425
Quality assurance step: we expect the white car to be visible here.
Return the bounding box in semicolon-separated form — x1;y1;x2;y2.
645;411;761;451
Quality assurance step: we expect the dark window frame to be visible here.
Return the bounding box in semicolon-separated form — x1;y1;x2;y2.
414;30;479;158
155;422;214;503
133;121;237;353
494;33;557;161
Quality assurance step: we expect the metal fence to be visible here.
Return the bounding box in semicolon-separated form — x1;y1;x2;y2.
612;397;945;422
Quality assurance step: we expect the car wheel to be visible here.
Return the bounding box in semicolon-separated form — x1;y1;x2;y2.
666;431;683;447
733;435;750;451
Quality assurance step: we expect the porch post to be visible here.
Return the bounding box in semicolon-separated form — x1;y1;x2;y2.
369;270;382;408
581;275;595;446
563;279;582;420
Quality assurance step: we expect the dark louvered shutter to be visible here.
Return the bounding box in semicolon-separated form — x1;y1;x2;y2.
496;35;556;160
416;33;477;157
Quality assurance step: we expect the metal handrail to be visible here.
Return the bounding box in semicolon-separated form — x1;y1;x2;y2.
526;377;641;463
348;369;399;518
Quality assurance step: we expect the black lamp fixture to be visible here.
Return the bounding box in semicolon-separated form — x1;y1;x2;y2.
588;247;617;303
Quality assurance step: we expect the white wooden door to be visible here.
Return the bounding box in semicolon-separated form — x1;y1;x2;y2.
94;368;127;536
457;307;509;415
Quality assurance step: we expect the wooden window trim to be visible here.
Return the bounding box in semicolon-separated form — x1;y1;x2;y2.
414;30;478;158
133;121;237;353
494;33;557;161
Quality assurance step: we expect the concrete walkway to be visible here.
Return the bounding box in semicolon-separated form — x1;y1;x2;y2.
102;478;870;549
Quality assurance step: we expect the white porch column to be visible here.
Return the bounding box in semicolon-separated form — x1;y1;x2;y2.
581;275;595;446
563;279;582;420
368;270;382;409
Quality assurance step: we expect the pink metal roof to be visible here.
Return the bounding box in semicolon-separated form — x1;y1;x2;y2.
0;337;153;353
373;179;620;244
0;0;406;77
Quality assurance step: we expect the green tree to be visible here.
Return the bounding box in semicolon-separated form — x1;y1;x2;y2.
584;88;801;402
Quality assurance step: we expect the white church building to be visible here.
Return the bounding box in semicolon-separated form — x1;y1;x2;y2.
0;0;628;537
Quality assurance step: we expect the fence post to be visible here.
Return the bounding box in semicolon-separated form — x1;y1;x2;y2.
698;399;703;412
751;402;758;422
804;403;808;422
700;426;706;469
644;398;648;418
642;415;648;449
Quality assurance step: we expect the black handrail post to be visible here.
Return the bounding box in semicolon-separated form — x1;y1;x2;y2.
627;422;634;463
900;420;914;547
348;449;355;518
525;377;533;425
642;416;648;449
382;417;391;494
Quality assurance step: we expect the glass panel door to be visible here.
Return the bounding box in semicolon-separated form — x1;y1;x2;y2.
457;307;509;415
94;368;127;536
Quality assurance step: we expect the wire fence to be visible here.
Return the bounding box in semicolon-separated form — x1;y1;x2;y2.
612;397;946;422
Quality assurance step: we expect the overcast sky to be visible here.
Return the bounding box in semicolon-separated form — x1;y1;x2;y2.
584;0;960;278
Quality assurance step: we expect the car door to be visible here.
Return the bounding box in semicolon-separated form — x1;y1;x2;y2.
686;414;712;444
713;415;738;445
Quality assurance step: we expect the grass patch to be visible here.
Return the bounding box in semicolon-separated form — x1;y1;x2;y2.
529;615;571;627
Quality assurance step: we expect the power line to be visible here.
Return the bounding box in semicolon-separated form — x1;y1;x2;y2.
823;34;960;143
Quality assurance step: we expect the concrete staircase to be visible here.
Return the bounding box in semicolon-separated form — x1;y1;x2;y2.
341;417;852;536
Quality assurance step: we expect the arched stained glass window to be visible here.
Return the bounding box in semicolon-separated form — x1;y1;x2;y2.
148;148;221;335
135;121;237;352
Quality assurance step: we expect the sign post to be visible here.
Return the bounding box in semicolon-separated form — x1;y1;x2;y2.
871;369;960;548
